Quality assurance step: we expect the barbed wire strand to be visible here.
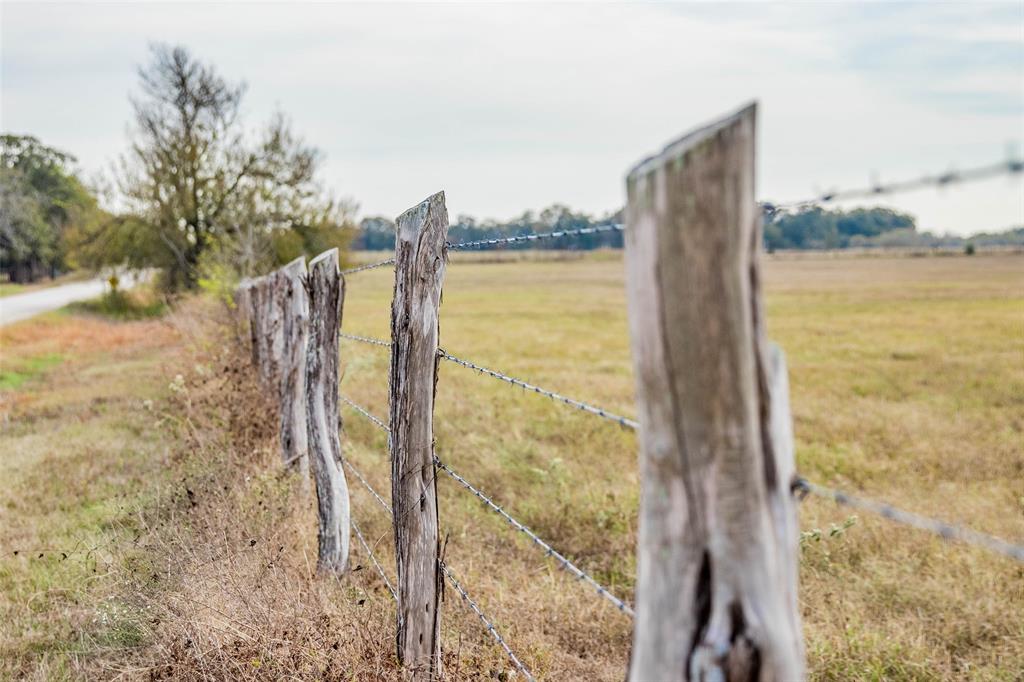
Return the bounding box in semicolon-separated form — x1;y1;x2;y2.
446;223;624;251
794;478;1024;563
344;459;392;514
440;562;535;682
342;224;623;276
434;455;635;616
437;349;639;431
342;258;396;276
351;516;398;602
775;158;1023;211
340;394;391;432
340;331;392;349
337;334;638;430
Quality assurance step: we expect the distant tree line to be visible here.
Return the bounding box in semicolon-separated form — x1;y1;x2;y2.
761;205;1022;251
352;203;1022;253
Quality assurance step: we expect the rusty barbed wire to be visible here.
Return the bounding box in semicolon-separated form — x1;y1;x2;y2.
440;562;535;682
435;454;635;616
351;516;398;602
793;478;1024;563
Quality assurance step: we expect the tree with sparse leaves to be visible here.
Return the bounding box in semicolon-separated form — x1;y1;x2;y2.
94;44;352;290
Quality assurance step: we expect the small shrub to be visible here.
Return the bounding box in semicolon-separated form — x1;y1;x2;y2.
69;289;166;320
964;243;976;255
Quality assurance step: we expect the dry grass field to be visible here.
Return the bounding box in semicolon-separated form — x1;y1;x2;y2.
0;251;1021;680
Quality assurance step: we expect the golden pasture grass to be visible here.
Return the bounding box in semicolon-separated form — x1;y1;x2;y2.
0;252;1021;680
338;251;1023;680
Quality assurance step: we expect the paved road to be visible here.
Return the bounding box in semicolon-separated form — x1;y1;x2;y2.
0;274;142;326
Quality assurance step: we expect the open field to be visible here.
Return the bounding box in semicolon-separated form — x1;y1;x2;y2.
0;252;1021;680
339;251;1024;680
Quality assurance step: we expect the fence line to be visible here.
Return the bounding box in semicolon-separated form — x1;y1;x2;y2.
340;331;392;348
341;257;396;276
344;458;392;514
434;455;635;617
337;392;635;613
447;223;624;251
351;516;398;602
440;562;535;682
794;478;1024;562
340;394;390;432
339;331;639;430
237;122;1024;680
773;158;1023;211
437;350;640;430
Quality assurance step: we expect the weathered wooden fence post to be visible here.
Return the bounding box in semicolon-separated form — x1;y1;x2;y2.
249;274;277;386
275;257;311;478
623;103;804;681
389;192;448;680
305;248;351;573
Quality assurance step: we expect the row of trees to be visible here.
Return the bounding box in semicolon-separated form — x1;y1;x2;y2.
353;203;1022;254
762;206;916;250
2;45;352;290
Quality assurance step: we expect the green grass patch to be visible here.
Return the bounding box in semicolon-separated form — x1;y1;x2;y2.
0;353;63;391
0;283;27;298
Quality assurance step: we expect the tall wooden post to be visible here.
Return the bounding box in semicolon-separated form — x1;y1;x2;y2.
276;257;311;478
623;103;804;681
305;249;351;573
389;192;448;680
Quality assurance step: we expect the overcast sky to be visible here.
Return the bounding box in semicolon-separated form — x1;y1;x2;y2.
2;1;1022;235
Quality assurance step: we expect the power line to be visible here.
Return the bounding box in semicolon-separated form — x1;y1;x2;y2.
435;455;635;617
793;478;1024;563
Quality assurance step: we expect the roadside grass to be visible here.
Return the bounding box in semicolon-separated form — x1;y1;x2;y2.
0;312;179;679
67;288;167;321
0;252;1020;680
0;353;64;391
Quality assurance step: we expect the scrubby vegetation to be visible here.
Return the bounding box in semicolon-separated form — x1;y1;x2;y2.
67;288;167;321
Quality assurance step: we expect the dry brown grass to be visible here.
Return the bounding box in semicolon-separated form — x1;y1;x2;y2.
1;252;1021;680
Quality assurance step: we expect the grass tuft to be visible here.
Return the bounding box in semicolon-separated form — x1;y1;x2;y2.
67;289;167;321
